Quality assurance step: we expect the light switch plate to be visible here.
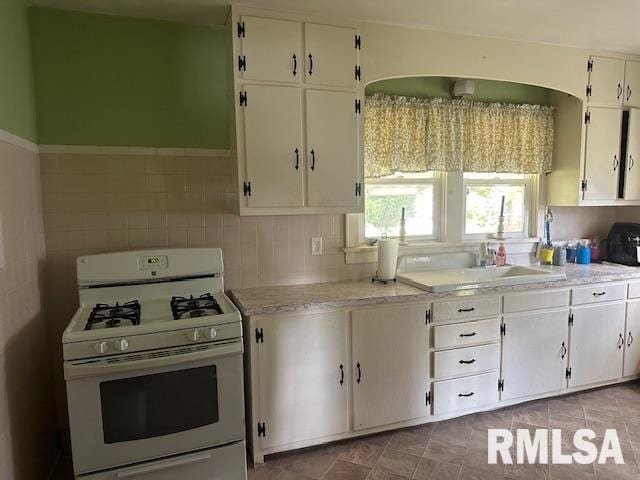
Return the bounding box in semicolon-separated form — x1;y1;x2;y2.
311;237;322;256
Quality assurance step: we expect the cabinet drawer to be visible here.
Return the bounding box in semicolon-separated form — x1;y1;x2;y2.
433;318;501;349
629;282;640;299
433;343;500;379
571;283;626;305
503;289;569;313
432;297;499;322
433;371;499;416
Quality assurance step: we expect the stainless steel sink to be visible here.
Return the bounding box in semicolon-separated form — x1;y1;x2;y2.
396;265;566;292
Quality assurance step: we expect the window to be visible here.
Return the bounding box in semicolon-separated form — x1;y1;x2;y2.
463;173;533;238
365;172;439;240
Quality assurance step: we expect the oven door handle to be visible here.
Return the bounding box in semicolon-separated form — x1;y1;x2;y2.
116;451;212;478
64;341;242;380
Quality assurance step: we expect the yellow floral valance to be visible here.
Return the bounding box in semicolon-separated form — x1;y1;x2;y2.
364;93;554;178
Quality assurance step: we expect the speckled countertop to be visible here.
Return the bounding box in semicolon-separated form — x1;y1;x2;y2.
228;262;640;316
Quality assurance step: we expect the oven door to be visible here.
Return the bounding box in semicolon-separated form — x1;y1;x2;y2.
65;340;244;475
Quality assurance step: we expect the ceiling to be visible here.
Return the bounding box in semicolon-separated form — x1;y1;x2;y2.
29;0;640;54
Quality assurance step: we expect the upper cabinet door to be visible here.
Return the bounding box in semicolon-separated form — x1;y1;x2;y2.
305;23;357;88
240;16;301;83
583;107;622;201
624;60;640;108
306;90;359;208
242;85;304;207
624;109;640;200
587;56;625;106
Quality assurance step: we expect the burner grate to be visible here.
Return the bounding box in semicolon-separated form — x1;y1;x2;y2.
170;293;222;320
85;300;141;330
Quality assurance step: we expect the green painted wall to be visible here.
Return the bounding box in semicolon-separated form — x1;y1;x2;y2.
366;77;553;105
29;8;228;149
0;0;37;142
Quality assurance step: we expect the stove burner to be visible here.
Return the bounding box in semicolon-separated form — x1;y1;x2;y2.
171;293;222;320
85;300;141;330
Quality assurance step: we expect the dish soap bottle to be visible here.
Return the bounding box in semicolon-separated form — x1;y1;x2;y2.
497;243;507;267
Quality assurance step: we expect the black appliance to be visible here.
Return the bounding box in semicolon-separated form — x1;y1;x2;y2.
607;222;640;266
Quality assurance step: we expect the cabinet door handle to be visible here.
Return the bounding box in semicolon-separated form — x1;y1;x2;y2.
458;392;475;398
630;155;635;171
628;85;633;102
339;364;344;385
618;83;623;100
458;307;475;313
592;291;606;297
292;54;297;76
614;155;619;171
356;362;361;384
310;149;316;171
458;359;476;365
308;53;313;76
294;148;299;170
629;332;634;348
618;333;624;349
459;332;477;338
561;341;567;359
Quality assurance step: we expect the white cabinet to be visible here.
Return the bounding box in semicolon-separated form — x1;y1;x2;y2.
568;302;625;387
305;23;357;88
351;304;429;430
583;107;622;201
624;60;640;108
624;301;640;377
242;85;304;207
306;90;360;208
625;109;640;200
433;372;499;416
587;56;625;106
501;309;568;401
256;311;349;449
239;16;301;83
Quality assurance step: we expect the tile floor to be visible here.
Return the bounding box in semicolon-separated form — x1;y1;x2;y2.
52;381;640;480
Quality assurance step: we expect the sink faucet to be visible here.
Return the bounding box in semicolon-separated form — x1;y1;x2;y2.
478;242;497;267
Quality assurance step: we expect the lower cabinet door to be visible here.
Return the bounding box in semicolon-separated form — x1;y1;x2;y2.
257;311;349;448
569;302;625;387
501;309;569;401
433;371;499;416
352;304;429;430
624;301;640;376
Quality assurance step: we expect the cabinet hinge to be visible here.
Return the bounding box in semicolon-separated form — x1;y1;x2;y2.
586;84;592;97
355;34;361;50
243;181;252;197
568;313;574;326
239;91;248;107
581;179;588;192
425;309;432;324
237;21;245;38
255;327;263;343
587;58;593;72
257;422;266;437
584;111;591;124
426;391;431;406
355;99;361;114
355;182;362;196
355;65;361;81
238;55;246;72
566;367;572;379
498;379;504;392
500;323;506;336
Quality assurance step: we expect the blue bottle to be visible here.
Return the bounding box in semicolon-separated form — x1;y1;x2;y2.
577;245;591;264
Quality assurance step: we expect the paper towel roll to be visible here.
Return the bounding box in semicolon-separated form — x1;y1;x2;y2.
377;238;399;280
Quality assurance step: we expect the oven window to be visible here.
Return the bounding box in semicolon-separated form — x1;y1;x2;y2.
100;366;219;444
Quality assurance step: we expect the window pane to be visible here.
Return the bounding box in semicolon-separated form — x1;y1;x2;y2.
365;183;434;238
465;184;525;235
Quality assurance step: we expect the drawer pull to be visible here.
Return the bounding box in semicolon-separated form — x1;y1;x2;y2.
458;359;476;365
618;333;624;349
458;307;475;313
459;332;477;338
458;392;475;397
561;341;567;359
592;291;606;297
629;332;634;347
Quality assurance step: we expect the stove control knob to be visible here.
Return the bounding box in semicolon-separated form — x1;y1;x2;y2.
204;327;217;340
94;341;109;354
114;338;129;352
187;329;200;342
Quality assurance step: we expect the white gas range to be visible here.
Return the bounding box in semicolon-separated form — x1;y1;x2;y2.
62;248;247;480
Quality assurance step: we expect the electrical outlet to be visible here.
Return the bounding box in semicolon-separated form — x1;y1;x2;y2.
311;237;322;256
